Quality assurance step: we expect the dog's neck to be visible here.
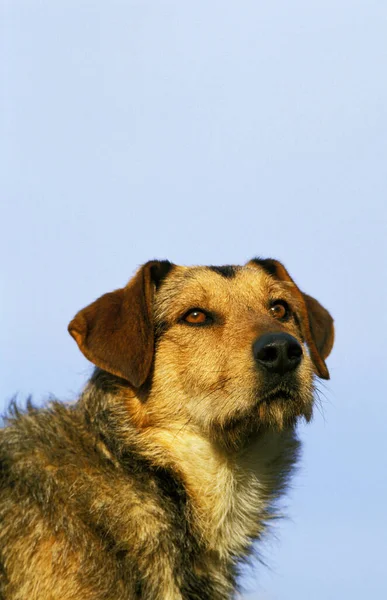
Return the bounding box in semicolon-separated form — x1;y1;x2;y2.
80;373;300;561
138;424;299;559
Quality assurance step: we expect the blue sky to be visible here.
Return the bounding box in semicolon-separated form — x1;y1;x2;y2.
2;1;387;598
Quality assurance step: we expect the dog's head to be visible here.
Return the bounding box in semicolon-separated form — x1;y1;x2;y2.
69;259;334;442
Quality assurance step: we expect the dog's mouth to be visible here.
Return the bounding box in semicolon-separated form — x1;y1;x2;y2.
259;384;299;404
216;381;311;447
255;379;313;428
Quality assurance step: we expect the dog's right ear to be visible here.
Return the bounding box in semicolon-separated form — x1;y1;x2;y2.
68;260;173;388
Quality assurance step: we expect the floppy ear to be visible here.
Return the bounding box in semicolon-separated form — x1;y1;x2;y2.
248;258;334;379
302;293;334;361
68;260;173;387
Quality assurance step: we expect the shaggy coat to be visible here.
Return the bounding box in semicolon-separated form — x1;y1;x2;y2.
0;258;334;599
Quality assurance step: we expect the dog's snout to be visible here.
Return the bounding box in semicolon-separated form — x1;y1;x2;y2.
253;333;302;375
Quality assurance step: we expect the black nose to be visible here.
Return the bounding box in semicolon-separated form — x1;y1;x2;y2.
253;333;302;375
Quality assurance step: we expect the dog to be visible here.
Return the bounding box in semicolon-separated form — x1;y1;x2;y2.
0;258;334;599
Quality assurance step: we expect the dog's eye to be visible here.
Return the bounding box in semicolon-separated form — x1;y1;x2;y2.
269;300;290;321
182;309;212;326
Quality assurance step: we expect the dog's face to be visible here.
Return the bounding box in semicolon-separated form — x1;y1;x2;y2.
69;259;334;445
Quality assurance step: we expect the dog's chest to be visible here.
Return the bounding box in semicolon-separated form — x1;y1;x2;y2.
170;430;295;561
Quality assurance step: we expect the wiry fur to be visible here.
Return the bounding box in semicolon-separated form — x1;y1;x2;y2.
0;259;334;599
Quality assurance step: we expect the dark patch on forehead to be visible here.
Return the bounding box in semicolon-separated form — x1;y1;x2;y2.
149;260;175;289
249;258;279;278
208;265;237;278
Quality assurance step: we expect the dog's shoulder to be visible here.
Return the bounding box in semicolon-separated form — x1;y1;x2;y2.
0;395;187;535
1;400;89;469
0;401;89;511
0;398;190;599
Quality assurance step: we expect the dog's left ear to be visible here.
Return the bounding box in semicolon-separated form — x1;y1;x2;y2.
68;260;174;387
248;258;334;379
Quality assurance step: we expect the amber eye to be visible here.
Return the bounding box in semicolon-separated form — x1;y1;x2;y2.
269;301;290;321
183;309;211;325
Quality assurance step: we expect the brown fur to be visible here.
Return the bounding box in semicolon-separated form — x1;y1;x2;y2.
0;259;334;599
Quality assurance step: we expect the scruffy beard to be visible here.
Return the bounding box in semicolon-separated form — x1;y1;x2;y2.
256;381;314;427
209;383;314;452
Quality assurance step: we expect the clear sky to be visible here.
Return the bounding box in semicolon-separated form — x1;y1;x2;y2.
2;1;387;598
